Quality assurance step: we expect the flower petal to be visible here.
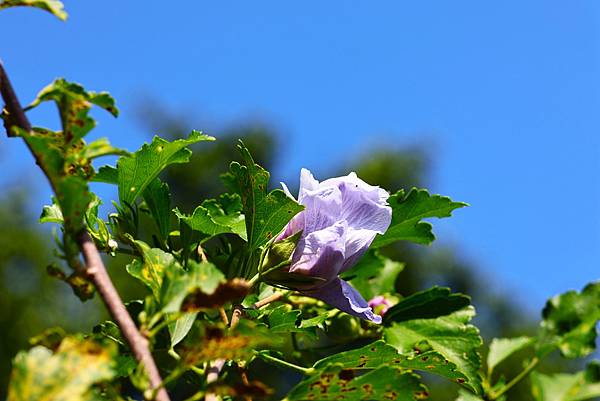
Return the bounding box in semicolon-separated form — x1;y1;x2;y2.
280;181;296;200
339;183;391;233
298;168;320;203
339;227;378;272
290;221;346;282
304;278;382;324
321;172;389;204
301;185;343;234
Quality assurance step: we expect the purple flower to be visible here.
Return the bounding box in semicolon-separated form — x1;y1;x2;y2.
368;296;391;316
278;168;392;324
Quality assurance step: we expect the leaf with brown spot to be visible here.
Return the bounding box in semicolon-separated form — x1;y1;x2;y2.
285;365;427;401
26;79;118;145
181;278;250;311
162;260;249;313
384;305;483;394
126;241;182;300
7;336;116;401
177;321;272;366
313;340;468;390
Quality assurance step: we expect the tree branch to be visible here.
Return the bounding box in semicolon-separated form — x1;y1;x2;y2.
80;232;170;401
0;61;170;401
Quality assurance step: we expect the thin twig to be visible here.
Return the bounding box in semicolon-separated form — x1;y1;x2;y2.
240;368;253;401
253;292;284;309
229;292;283;329
253;351;314;375
489;357;539;400
229;304;244;329
218;307;229;326
205;359;226;401
197;244;208;262
0;61;170;401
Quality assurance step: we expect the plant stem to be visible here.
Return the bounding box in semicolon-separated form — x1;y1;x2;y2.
254;292;284;308
253;351;314;375
490;357;539;400
205;359;226;401
247;272;261;288
218;307;230;326
182;391;206;401
0;61;170;401
229;304;244;330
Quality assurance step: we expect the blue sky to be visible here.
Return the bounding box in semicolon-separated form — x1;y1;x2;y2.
1;1;599;314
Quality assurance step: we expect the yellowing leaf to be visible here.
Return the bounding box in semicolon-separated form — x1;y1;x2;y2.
126;241;182;299
8;337;116;401
0;0;67;20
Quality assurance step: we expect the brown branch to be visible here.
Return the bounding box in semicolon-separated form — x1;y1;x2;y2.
80;232;170;401
0;61;170;401
0;61;30;135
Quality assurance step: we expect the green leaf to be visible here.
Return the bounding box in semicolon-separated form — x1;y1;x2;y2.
313;340;400;370
168;312;197;348
142;178;171;242
175;193;247;241
456;389;485;401
487;336;534;374
7;337;116;401
84;195;114;252
531;362;600;401
161;261;225;313
266;305;301;333
313;340;469;389
372;188;467;247
94;165;118;184
229;141;303;250
340;250;404;300
117;130;214;205
39;201;63;224
56;176;92;233
384;291;483;394
82;138;128;160
537;281;600;358
383;286;471;325
284;365;428;401
93;321;124;346
0;0;67;20
125;242;182;299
